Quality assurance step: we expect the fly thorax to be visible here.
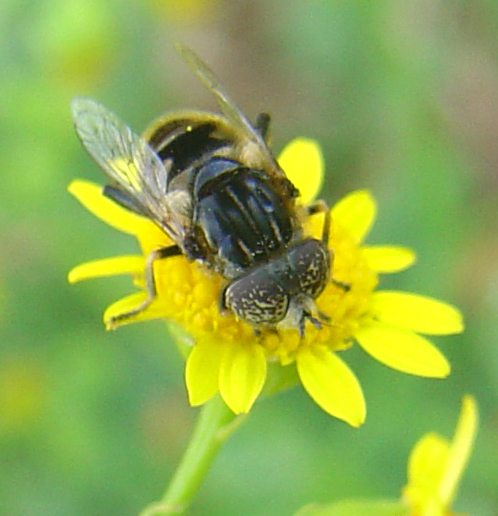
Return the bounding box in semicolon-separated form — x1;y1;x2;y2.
192;159;295;273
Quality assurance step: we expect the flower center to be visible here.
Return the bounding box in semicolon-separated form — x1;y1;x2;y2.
143;212;378;366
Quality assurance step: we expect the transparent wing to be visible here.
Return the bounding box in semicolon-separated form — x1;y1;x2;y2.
175;43;286;179
71;97;187;242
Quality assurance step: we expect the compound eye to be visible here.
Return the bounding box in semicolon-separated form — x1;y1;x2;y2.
289;239;330;298
223;267;289;326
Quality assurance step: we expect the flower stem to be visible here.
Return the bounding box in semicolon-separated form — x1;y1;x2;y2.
141;396;242;516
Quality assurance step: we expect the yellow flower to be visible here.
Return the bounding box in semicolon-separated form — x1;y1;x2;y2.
68;138;463;426
293;396;478;516
402;395;478;516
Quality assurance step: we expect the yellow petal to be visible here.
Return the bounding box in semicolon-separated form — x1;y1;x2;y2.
297;346;365;427
331;190;377;244
371;291;464;335
277;138;324;204
362;246;416;273
103;292;163;329
185;343;223;406
219;343;267;414
355;322;450;377
438;395;478;507
403;433;450;511
68;255;145;283
68;179;152;235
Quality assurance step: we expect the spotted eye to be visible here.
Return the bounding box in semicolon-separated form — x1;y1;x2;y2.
288;239;330;298
222;266;290;325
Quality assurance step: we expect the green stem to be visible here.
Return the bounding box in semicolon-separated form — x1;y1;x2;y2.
141;396;242;516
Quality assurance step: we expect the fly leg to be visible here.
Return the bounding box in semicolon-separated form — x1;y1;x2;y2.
306;200;350;292
306;200;330;245
331;278;350;291
107;244;182;329
255;112;271;141
299;312;324;338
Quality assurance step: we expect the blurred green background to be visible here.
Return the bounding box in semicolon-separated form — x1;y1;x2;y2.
1;1;497;515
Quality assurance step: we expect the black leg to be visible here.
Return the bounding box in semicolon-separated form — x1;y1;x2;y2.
255;112;271;141
307;313;323;330
331;278;351;292
306;200;330;245
307;201;351;292
298;314;306;339
218;284;229;314
107;244;182;327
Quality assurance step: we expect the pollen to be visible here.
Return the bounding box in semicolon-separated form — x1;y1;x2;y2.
192;280;218;308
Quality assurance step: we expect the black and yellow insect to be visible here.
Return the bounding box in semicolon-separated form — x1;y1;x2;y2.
71;44;337;336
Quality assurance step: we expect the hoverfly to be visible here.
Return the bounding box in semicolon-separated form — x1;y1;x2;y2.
71;44;341;336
